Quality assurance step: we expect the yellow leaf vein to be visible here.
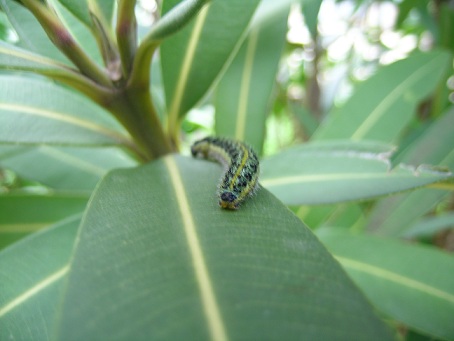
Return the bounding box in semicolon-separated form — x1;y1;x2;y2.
165;157;228;341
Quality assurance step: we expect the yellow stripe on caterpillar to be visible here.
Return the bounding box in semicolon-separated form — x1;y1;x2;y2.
191;136;260;210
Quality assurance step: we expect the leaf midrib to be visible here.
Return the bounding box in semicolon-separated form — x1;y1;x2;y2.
351;53;445;140
0;266;69;318
0;103;131;145
164;156;228;341
261;172;446;187
335;255;454;303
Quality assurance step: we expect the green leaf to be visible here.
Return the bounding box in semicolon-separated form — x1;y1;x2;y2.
394;107;454;166
214;3;288;154
395;0;426;29
366;107;454;236
0;192;87;249
0;75;133;147
0;41;73;73
0;145;136;192
291;102;319;138
56;0;92;27
313;51;451;142
317;230;454;340
160;0;261;128
0;216;80;341
260;140;452;205
0;41;97;91
56;0;115;29
402;213;454;239
439;3;454;52
248;0;300;28
54;155;392;340
295;205;340;229
296;202;367;235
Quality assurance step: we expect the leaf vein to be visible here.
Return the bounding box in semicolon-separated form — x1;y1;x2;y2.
0;266;69;317
165;157;228;341
0;103;131;145
335;256;454;303
168;5;210;128
235;28;259;140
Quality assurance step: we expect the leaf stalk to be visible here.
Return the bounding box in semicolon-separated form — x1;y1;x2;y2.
20;0;112;86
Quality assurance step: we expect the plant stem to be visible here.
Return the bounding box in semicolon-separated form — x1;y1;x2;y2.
103;84;172;161
116;0;138;76
88;1;122;81
113;0;212;158
20;0;112;87
18;0;213;161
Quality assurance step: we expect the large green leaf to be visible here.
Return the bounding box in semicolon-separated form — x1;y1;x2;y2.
313;51;451;142
0;216;80;341
0;145;136;192
214;1;288;154
367;107;454;236
0;75;133;147
317;230;454;340
260;140;453;205
0;192;87;249
53;155;392;340
160;0;261;127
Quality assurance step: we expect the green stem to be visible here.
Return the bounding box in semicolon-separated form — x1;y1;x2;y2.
19;0;213;162
116;0;138;76
103;85;172;161
38;66;166;161
20;0;112;87
88;1;122;81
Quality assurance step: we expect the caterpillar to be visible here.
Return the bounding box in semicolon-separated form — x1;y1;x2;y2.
191;136;260;210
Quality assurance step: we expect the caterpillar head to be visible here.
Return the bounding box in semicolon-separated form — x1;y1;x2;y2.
219;191;239;210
